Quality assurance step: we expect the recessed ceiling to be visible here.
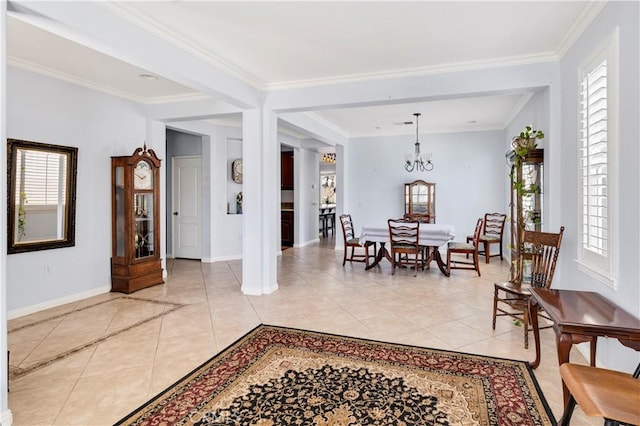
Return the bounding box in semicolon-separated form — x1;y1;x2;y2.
103;1;592;88
313;93;531;137
6;1;598;137
6;15;199;102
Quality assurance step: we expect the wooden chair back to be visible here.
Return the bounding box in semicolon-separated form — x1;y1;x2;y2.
339;214;356;243
388;218;421;276
447;217;483;276
470;217;484;247
388;218;420;249
516;226;565;287
483;212;506;239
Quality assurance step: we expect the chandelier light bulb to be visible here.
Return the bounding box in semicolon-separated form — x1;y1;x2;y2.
405;113;434;172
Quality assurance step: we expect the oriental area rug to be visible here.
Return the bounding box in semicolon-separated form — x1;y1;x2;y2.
116;324;555;426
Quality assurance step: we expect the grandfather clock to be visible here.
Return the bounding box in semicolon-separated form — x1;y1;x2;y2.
111;145;164;293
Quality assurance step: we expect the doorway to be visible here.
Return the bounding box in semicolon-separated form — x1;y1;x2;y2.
171;156;202;259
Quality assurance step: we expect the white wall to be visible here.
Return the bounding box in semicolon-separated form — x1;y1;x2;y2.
558;1;640;371
296;148;321;246
345;130;506;243
6;67;147;313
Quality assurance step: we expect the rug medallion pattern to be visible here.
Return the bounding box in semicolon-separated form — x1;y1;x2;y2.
117;325;554;425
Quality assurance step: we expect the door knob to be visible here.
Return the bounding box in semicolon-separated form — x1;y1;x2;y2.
173;211;179;216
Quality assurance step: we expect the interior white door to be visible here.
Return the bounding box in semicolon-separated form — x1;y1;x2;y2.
172;156;202;259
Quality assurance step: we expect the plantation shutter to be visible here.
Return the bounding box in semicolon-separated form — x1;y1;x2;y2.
579;59;608;258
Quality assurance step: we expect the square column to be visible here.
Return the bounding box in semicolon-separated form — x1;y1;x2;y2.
241;109;279;295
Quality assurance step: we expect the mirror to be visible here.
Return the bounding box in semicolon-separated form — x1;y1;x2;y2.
7;139;78;254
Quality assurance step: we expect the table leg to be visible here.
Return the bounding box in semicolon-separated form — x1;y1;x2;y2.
589;338;597;366
429;247;450;277
365;242;391;270
529;298;541;369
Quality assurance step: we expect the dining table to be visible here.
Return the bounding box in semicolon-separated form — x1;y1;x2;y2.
360;223;455;276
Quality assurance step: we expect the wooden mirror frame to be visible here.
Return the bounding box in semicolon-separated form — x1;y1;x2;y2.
7;139;78;254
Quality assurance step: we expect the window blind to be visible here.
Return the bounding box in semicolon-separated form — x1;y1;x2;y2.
16;150;67;207
579;59;608;257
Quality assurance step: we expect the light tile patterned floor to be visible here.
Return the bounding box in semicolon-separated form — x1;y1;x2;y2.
7;238;598;425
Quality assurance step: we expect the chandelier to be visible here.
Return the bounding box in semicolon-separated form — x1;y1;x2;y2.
405;113;433;172
322;153;336;163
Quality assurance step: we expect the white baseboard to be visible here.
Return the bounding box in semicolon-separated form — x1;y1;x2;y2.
7;285;111;320
202;255;242;263
242;282;278;295
1;409;13;426
295;238;320;248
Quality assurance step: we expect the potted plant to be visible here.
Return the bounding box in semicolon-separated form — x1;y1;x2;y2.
511;125;544;163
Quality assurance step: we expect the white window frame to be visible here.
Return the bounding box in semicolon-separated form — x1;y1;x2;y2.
575;29;619;289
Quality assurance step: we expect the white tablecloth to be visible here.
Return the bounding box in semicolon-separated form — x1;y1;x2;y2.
360;223;455;247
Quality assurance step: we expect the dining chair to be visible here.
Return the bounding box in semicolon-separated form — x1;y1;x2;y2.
387;218;422;277
403;213;432;261
447;217;483;276
492;226;564;348
467;212;507;263
339;214;376;266
559;360;640;425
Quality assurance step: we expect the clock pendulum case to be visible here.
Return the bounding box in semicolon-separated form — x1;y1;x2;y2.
111;145;164;293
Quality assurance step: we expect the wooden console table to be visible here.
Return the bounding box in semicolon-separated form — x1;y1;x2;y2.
529;288;640;405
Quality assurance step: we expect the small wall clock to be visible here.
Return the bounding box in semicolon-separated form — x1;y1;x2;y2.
232;159;243;183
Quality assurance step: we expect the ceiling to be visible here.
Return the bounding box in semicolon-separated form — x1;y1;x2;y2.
6;1;599;138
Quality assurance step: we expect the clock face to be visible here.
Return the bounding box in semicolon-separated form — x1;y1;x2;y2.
232;159;243;184
134;161;153;189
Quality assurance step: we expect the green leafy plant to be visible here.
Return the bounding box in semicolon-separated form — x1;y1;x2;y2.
509;125;545;281
512;125;545;159
17;191;27;241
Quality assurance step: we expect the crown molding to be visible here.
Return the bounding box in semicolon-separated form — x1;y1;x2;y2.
146;93;213;105
97;2;265;90
9;56;207;105
88;3;565;94
8;56;147;103
204;118;242;128
265;53;559;91
349;123;506;139
555;1;608;57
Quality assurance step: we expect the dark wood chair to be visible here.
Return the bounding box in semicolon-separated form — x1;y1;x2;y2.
447;217;483;276
467;212;507;263
559;360;640;426
492;226;564;348
388;218;422;277
339;214;376;266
